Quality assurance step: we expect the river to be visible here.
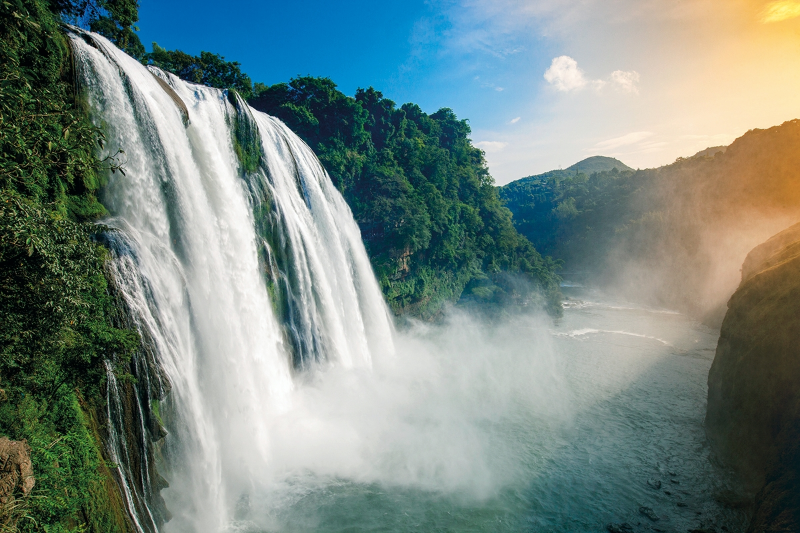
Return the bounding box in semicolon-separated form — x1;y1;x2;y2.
220;286;749;533
71;29;749;533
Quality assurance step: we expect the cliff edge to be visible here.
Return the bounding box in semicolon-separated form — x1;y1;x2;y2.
706;221;800;531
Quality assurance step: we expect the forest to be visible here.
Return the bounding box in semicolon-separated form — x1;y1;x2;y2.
134;48;562;317
501;126;800;323
0;0;562;529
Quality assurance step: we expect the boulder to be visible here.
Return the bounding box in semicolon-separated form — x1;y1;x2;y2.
0;437;34;503
639;506;660;521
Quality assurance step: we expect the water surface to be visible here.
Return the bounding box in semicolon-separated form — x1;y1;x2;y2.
230;286;749;533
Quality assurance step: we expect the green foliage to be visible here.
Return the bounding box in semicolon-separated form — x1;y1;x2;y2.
226;91;263;173
500;167;646;261
0;193;139;533
89;16;144;59
250;80;562;316
0;193;137;400
144;43;254;98
554;197;579;220
0;392;133;533
55;0;143;59
0;0;140;529
0;0;129;221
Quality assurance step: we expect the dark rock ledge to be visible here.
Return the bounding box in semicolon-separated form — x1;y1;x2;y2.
706;222;800;532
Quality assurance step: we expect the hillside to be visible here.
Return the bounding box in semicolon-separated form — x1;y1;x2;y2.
0;0;150;530
500;163;642;261
707;223;800;531
501;122;800;322
507;156;631;190
566;156;632;174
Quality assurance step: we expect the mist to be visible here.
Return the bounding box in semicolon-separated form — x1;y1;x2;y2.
542;121;800;324
150;300;746;532
170;309;568;527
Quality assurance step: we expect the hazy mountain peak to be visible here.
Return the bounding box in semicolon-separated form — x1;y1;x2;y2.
566;156;633;174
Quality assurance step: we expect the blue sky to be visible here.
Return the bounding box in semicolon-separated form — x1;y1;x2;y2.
136;0;800;184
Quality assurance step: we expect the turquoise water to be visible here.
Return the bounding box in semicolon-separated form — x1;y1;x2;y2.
225;287;749;533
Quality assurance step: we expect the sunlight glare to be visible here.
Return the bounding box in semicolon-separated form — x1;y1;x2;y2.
761;0;800;23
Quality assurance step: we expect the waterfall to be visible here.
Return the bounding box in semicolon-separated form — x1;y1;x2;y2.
69;30;395;532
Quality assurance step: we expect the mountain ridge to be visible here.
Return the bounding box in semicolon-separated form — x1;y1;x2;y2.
499;119;800;323
566;155;633;174
508;156;632;187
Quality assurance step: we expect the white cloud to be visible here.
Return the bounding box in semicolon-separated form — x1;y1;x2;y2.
592;131;654;150
545;57;641;95
510;117;521;124
544;56;587;91
475;141;508;152
610;70;641;93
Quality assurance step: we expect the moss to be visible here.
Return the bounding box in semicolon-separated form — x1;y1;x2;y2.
227;90;264;174
0;0;144;530
79;401;136;533
150;399;163;429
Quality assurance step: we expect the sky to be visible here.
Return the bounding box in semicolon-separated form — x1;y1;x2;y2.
136;0;800;184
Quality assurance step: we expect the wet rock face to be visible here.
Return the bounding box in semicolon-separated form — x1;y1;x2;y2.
0;437;35;503
706;222;800;531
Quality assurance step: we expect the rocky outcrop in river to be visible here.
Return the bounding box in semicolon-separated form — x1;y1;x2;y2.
706;222;800;531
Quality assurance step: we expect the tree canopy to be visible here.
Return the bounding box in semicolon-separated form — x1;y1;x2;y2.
143;44;254;98
250;80;562;316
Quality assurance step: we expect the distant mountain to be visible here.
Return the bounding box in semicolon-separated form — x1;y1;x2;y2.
509;156;632;188
566;156;633;174
500;119;800;324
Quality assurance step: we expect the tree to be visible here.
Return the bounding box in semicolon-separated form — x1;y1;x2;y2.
54;0;145;58
144;44;254;98
250;77;562;317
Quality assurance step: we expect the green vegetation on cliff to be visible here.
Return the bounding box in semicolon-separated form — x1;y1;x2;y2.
0;0;139;529
249;80;561;316
132;42;563;316
143;44;254;98
500;162;642;260
501;124;800;322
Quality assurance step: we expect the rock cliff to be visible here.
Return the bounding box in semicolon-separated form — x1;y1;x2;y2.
706;222;800;531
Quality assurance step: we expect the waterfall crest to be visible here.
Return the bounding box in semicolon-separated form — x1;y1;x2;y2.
69;30;394;532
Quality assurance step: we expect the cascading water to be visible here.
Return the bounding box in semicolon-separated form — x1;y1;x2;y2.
69;30;394;532
67;29;752;533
